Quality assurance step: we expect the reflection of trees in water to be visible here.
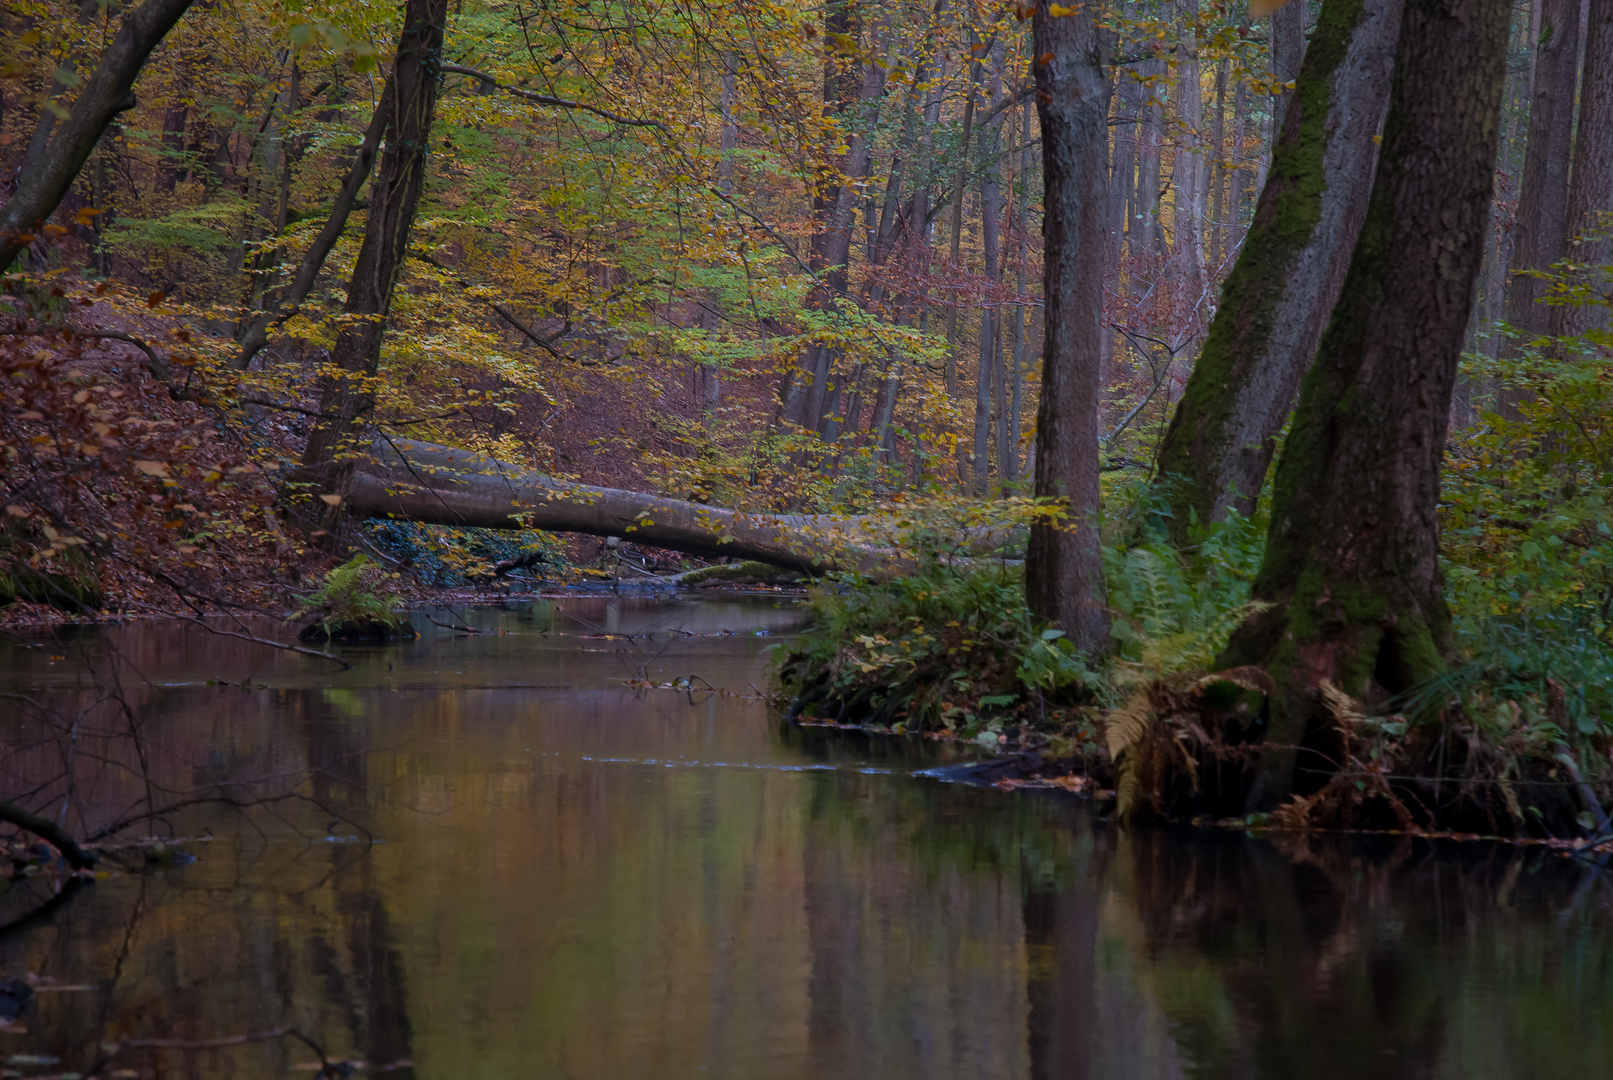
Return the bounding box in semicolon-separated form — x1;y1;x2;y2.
1056;829;1613;1080
0;654;414;1077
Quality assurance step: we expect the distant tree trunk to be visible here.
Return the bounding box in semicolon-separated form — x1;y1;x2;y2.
973;51;1005;496
1171;0;1207;314
0;0;195;270
781;5;887;434
1154;0;1404;539
1499;0;1582;417
698;54;738;426
1209;59;1227;269
1551;0;1613;341
1134;60;1164;266
1025;0;1110;653
1008;96;1035;486
1220;0;1512;807
232;77;394;370
296;0;448;500
943;47;983;400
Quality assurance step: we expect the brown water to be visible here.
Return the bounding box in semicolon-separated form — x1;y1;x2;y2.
1;596;1610;1079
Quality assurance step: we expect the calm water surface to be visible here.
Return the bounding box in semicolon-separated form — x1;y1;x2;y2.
1;596;1610;1079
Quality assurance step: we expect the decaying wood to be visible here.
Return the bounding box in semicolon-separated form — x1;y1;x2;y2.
346;439;909;573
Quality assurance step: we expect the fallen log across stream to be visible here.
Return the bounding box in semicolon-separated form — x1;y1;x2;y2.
346;438;1023;574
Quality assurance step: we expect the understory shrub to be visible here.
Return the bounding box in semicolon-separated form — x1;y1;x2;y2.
296;554;414;641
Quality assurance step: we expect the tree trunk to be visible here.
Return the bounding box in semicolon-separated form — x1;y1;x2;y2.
297;0;448;502
1025;0;1111;653
232;78;394;370
1154;0;1404;539
0;0;196;270
1271;0;1308;136
1171;0;1207;314
1551;0;1613;341
943;47;982;400
1220;0;1513;807
1499;0;1581;417
973;51;1005;496
782;5;887;434
345;439;1019;573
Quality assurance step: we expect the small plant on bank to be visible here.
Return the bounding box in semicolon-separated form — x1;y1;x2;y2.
296;555;415;641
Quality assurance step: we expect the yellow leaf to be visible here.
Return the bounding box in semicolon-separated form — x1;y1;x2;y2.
1048;3;1076;15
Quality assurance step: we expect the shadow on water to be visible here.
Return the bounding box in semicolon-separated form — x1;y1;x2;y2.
0;595;1609;1079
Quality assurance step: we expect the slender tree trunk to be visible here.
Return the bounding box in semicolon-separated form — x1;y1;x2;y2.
944;48;982;398
1135;61;1163;266
783;11;888;435
232;78;394;370
973;51;1005;496
1154;0;1405;538
1551;0;1613;341
1025;0;1111;653
296;0;449;499
1499;0;1582;417
698;54;738;427
1209;59;1227;269
1009;96;1034;485
0;0;196;269
1221;0;1513;807
1171;0;1207;315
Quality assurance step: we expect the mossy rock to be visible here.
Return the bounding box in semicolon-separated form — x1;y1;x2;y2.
298;617;418;642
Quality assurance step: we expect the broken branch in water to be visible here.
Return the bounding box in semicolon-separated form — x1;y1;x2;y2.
177;616;352;669
0;798;96;869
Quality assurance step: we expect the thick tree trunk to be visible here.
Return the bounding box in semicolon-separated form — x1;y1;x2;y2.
0;0;195;269
1499;0;1581;417
346;439;1019;573
297;0;448;501
1154;0;1404;539
1025;0;1110;653
1551;0;1613;341
1220;0;1512;807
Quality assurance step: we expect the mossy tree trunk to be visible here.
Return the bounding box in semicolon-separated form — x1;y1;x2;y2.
1153;0;1403;540
1025;0;1110;654
1220;0;1513;808
296;0;448;505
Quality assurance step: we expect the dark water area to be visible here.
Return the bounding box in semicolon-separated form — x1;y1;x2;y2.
1;596;1610;1079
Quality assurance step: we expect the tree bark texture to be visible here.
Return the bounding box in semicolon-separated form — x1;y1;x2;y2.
1271;0;1309;137
1154;0;1404;538
1220;0;1513;807
1025;1;1111;653
0;0;195;270
1551;0;1613;341
298;0;448;496
1499;0;1581;417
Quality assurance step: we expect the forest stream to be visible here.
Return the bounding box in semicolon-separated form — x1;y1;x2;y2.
2;596;1611;1079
